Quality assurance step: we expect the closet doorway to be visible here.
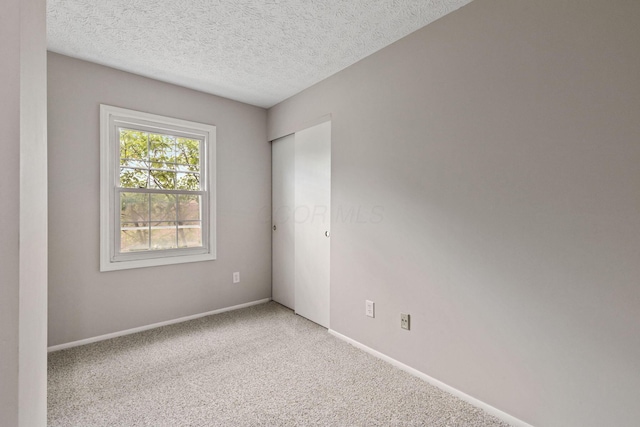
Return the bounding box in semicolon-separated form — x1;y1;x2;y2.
272;121;331;328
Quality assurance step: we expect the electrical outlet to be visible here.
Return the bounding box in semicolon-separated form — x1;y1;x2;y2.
365;300;375;318
233;272;240;283
401;313;410;330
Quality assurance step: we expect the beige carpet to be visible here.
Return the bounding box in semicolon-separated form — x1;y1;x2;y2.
48;302;510;426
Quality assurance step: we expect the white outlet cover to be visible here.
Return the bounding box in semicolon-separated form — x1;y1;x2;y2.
401;313;410;330
366;300;375;318
233;272;240;283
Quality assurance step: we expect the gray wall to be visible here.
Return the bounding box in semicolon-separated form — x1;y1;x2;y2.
268;1;640;426
0;2;21;422
1;0;48;425
48;53;271;346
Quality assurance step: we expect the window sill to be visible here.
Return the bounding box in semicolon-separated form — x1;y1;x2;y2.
100;252;215;272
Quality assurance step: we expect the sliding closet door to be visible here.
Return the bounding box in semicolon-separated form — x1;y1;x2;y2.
294;121;331;328
272;134;296;309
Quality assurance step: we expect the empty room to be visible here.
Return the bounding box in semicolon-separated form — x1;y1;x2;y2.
2;0;639;426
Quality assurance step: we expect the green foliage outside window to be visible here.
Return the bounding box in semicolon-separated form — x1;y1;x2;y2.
118;129;203;252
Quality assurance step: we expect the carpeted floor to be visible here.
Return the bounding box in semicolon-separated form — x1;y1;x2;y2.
48;302;510;426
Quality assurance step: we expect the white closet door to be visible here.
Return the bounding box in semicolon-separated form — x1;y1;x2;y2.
294;121;331;328
272;134;295;309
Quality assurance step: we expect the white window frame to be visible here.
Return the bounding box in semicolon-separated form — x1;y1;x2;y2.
100;104;216;271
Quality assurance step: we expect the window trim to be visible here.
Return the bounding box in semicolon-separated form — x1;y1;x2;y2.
100;104;216;271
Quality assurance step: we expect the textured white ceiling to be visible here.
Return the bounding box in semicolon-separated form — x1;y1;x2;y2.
47;0;472;108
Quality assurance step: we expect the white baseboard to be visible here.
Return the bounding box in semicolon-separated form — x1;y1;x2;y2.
48;298;271;353
328;329;533;427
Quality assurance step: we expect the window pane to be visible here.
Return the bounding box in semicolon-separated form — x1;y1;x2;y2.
176;173;200;191
176;138;200;171
121;222;150;252
150;170;176;189
176;164;195;172
120;192;149;223
151;222;177;250
151;161;174;170
150;193;176;223
178;194;201;221
150;134;175;169
121;159;147;168
120;129;148;162
178;221;202;248
120;168;148;188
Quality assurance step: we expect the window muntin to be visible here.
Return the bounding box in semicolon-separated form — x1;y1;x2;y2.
101;105;216;271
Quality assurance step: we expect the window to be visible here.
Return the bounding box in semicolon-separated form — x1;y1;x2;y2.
100;105;216;271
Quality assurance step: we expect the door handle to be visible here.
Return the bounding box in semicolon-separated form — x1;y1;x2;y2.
325;230;330;237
